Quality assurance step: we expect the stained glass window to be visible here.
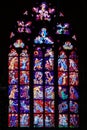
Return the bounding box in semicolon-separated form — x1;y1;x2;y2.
8;1;79;128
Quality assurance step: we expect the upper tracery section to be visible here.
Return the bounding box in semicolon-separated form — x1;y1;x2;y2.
32;2;55;21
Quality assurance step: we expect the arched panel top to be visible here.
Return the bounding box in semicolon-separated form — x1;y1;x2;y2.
58;50;67;58
45;47;54;58
8;49;18;57
20;49;29;57
34;47;43;57
69;51;78;59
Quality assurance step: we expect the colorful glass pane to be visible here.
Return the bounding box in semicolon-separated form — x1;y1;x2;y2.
34;100;43;113
45;86;54;99
20;71;29;84
20;114;30;127
45;100;54;113
69;59;78;71
59;114;68;127
44;58;54;70
20;85;30;99
8;114;18;127
20;57;29;70
9;100;18;113
45;48;54;58
33;58;43;70
34;114;43;127
58;72;68;86
58;101;68;113
45;114;55;127
70;101;78;113
34;86;43;99
58;59;68;71
34;71;43;85
70;86;79;100
8;57;18;70
8;85;18;99
69;72;79;86
9;71;18;84
58;86;68;100
20;100;30;113
45;71;54;85
70;114;79;127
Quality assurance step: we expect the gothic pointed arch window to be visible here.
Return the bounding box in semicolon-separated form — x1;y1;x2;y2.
8;1;79;128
